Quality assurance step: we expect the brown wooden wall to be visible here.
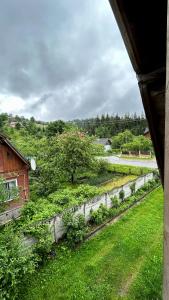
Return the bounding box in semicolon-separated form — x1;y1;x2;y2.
0;143;29;211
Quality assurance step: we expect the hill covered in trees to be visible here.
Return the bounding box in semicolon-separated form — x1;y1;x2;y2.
0;112;147;139
73;113;147;137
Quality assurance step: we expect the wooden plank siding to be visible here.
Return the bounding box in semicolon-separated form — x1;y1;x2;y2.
0;143;29;211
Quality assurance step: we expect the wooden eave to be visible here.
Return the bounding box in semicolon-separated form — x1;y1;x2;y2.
0;133;30;167
109;0;167;183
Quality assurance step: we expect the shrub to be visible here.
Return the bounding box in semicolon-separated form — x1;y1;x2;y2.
90;204;110;225
23;224;53;261
63;212;87;247
96;159;109;174
130;182;136;195
111;196;119;208
119;189;125;202
0;228;37;300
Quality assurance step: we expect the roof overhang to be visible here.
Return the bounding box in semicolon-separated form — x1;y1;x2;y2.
0;133;30;168
109;0;167;183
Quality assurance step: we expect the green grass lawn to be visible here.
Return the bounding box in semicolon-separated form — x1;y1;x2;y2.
20;188;163;300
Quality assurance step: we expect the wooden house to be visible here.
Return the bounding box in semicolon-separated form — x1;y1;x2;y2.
0;133;30;211
94;138;112;152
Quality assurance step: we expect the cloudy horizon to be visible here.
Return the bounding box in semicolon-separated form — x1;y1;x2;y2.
0;0;143;121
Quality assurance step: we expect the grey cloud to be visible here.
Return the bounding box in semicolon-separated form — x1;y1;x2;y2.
0;0;143;120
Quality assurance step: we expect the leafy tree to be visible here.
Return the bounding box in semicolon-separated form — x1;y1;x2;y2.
111;130;134;149
15;122;21;130
46;120;66;137
123;135;152;152
95;126;110;138
0;113;8;129
57;132;96;184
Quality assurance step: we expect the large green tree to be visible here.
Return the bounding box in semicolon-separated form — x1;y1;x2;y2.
46;120;66;137
123;135;153;152
57;132;95;184
111;130;134;149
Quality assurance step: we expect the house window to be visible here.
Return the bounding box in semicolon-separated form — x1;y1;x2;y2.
5;179;18;201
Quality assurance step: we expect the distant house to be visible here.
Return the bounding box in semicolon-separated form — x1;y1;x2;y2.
9;121;18;128
94;138;112;152
144;128;151;139
0;133;30;211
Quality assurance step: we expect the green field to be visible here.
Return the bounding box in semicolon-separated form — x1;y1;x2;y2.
20;188;163;300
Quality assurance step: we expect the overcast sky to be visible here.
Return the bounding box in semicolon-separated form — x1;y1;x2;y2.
0;0;143;121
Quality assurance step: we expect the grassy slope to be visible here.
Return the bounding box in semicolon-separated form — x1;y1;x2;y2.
20;188;163;300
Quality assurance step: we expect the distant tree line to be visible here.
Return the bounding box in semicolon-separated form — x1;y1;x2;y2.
73;113;147;137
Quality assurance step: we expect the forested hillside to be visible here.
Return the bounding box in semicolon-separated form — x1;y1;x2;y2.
74;113;147;137
0;112;147;139
0;113;151;199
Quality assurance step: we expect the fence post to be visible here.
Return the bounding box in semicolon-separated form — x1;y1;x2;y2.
105;193;108;207
83;203;86;218
144;174;146;184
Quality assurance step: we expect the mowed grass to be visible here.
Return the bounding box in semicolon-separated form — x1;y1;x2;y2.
21;188;163;300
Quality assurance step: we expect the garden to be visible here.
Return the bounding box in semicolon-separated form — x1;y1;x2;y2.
0;170;160;299
0;121;161;299
19;187;163;300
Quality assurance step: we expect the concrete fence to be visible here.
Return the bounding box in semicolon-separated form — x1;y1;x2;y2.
0;173;154;242
0;206;21;225
32;172;154;244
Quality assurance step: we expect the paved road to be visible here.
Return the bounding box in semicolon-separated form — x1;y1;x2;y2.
102;155;158;169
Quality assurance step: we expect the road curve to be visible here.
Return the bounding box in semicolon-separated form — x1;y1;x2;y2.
101;156;158;169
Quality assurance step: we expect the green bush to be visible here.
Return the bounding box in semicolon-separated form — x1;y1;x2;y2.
96;159;110;175
63;212;87;247
23;224;53;261
90;204;110;225
130;182;136;195
119;189;125;201
107;163;152;176
0;228;37;300
111;195;119;208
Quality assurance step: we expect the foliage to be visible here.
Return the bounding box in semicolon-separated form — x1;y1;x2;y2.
110;129;153;153
23;224;53;261
0;227;37;300
130;182;136;195
0;113;8;129
57;132;96;184
123;135;153;152
111;130;134;149
19;188;163;300
20;199;61;223
90;204;110;225
46;120;66;137
96;159;110;175
92;143;105;156
107;163;152;176
49;185;100;208
74;113;147;137
119;189;125;201
63;212;87;247
111;195;119;208
0;177;9;203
